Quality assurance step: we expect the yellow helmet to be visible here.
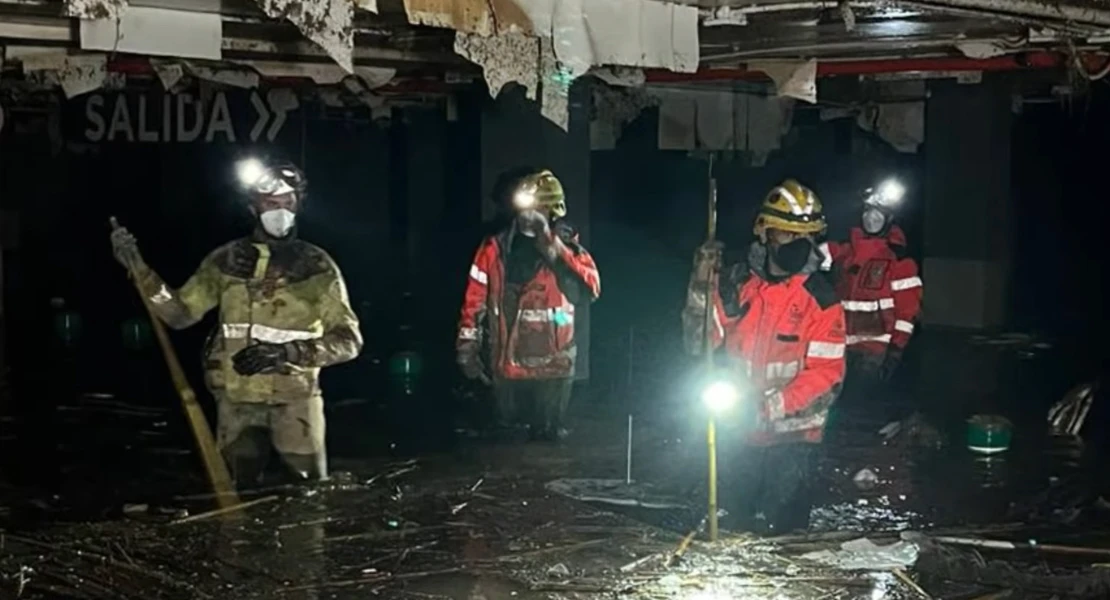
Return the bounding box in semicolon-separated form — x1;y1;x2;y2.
512;169;567;218
753;179;826;237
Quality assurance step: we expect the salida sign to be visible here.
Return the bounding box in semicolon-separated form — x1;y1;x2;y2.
79;89;298;143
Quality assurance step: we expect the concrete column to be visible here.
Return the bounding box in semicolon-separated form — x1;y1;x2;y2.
479;85;593;379
922;79;1013;330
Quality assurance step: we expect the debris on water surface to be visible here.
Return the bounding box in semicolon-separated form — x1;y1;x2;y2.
801;537;920;569
853;468;880;490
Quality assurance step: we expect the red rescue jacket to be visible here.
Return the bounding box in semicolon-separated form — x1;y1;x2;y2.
458;223;600;380
684;243;846;446
820;225;922;357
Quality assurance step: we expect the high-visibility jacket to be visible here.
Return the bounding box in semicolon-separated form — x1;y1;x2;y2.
457;222;600;380
684;243;846;445
133;235;363;404
820;225;922;357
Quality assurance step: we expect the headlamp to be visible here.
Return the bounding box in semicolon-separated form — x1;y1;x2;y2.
236;158;295;196
236;158;265;188
702;379;740;414
866;178;905;208
512;190;537;211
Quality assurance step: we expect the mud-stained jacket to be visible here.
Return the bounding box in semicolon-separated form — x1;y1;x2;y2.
683;243;846;445
819;225;922;356
458;221;600;380
133;236;363;404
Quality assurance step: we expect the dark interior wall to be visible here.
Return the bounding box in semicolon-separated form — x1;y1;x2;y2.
2;88;393;400
479;84;593;379
588;105;922;400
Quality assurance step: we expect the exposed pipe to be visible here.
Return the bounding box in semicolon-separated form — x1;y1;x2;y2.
644;51;1108;82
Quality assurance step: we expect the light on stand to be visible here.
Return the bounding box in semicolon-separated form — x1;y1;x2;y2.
702;380;739;414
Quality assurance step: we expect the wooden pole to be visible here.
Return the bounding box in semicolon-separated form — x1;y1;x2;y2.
110;217;239;509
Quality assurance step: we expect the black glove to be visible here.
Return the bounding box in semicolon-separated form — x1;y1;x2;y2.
232;343;290;376
879;347;903;381
457;344;489;384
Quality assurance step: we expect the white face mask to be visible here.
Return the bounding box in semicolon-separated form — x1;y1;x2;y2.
260;208;296;238
862;208;886;234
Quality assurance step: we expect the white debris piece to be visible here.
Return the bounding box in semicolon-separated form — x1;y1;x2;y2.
253;0;353;73
65;0;127;20
22;53;109;99
749;59;818;104
80;6;221;61
453;31;540;100
802;538;920;570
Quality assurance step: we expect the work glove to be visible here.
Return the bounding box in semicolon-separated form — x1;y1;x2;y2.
232;342;291;376
110;225;143;270
692;241;724;283
878;347;903;381
457;343;490;384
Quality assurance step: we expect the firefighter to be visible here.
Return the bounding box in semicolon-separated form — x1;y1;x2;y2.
110;157;363;486
456;169;600;442
683;179;846;534
819;178;922;385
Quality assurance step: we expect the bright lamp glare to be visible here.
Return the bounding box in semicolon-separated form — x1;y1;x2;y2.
877;179;905;205
702;380;739;414
236;158;265;187
513;191;537;210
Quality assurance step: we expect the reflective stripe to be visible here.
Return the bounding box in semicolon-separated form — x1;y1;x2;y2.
773;411;828;433
766;361;799;381
845;298;894;311
846;334;892;345
765;391;786;421
459;327;478;340
519;308;575;324
818;242;832;271
222;323;320;344
469;264;488;285
713;305;725;340
808;341;846;359
895;320;915;334
891;276;923;291
150;285;173;305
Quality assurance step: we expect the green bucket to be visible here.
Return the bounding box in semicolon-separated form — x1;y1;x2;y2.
966;414;1013;455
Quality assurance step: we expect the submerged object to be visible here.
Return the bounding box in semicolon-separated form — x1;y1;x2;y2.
967;414;1013;454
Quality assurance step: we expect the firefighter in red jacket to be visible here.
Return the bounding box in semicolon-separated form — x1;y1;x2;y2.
457;169;600;441
819;179;922;382
684;179;846;534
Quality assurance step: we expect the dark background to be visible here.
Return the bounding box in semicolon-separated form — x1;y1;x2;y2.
0;77;1106;464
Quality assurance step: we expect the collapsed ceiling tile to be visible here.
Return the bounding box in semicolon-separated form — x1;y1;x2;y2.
539;37;568;130
749;59;818;104
591;83;657;149
65;0;127;21
80;6;221;61
356;0;378;13
253;0;354;72
454;31;540;100
22;52;108;99
590;66;646;88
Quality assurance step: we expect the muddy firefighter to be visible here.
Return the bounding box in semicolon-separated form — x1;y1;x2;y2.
820;179;922;386
110;157;362;485
684;179;846;533
456;169;600;441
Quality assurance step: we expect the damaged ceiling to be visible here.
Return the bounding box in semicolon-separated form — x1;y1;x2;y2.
0;0;1107;137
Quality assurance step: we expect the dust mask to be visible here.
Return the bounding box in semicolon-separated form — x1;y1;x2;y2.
260;208;296;238
862;208;886;235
